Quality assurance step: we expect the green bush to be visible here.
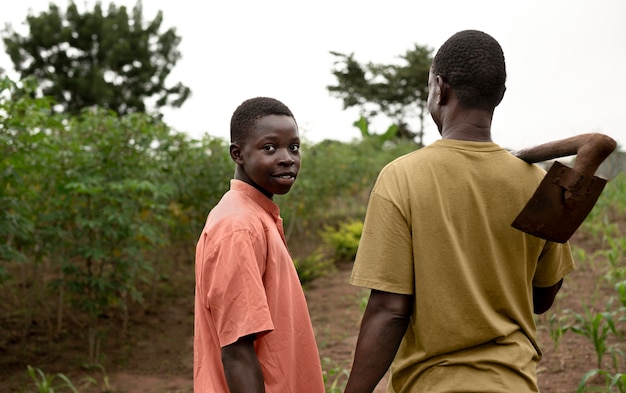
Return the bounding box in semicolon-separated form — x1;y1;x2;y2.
277;137;416;245
3;76;423;373
320;220;363;262
294;249;336;286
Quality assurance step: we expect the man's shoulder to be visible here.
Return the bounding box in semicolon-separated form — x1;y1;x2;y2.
376;146;438;180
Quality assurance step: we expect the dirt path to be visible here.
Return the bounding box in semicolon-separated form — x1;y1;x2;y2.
96;264;376;393
2;229;617;392
100;256;601;393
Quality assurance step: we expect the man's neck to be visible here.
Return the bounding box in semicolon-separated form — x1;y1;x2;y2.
439;109;493;142
441;125;492;142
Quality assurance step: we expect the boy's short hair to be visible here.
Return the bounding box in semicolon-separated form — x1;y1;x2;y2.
230;97;296;144
432;30;506;111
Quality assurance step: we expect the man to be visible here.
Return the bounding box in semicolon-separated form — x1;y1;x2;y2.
345;30;583;392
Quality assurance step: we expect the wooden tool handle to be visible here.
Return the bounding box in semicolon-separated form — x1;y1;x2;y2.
513;133;617;178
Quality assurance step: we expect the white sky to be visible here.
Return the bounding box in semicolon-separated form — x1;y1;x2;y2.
2;0;625;150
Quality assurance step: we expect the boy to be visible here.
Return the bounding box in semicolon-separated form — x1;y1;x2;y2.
194;97;325;393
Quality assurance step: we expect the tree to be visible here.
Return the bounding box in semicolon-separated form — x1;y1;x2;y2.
2;0;191;116
327;44;433;145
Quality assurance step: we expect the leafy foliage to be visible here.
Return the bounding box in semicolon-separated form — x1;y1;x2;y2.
1;74;418;367
1;71;626;390
0;76;222;362
0;76;60;282
352;115;398;147
277;137;416;246
327;44;433;144
293;249;336;287
320;220;363;262
547;174;626;392
322;357;349;393
25;365;79;393
1;0;190;115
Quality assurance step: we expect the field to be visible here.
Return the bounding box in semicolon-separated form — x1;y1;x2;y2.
2;199;625;392
2;72;625;393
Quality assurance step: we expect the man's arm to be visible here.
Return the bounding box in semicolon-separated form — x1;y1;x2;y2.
513;132;617;177
515;134;612;312
221;334;265;393
533;279;563;314
344;290;412;393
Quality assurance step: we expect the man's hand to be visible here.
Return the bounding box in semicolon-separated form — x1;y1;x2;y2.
513;132;616;177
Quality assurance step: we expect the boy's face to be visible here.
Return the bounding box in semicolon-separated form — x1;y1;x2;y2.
231;114;301;199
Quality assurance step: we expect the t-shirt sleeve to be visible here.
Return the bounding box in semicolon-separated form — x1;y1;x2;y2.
204;229;274;347
532;240;575;288
350;191;415;295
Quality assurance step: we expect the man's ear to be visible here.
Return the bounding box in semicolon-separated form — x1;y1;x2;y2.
436;75;449;105
230;143;243;164
495;86;506;107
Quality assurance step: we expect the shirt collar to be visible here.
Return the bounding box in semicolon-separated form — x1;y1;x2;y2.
431;138;504;152
230;179;281;219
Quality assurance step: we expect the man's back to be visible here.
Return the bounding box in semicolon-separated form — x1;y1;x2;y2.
351;139;575;392
345;30;579;393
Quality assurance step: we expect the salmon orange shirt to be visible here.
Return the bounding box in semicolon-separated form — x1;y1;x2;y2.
194;180;324;393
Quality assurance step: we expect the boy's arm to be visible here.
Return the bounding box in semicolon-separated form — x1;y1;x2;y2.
222;334;265;393
344;290;412;393
513;132;617;177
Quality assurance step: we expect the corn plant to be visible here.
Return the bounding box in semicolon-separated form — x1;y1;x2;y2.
359;290;370;312
616;281;626;309
572;245;592;270
546;312;571;352
603;237;626;284
322;357;350;393
25;365;78;393
577;369;626;392
570;302;619;370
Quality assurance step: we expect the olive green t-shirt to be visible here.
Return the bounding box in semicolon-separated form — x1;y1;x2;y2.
351;139;575;393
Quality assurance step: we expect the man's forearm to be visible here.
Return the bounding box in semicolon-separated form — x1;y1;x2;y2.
345;291;411;393
513;133;616;177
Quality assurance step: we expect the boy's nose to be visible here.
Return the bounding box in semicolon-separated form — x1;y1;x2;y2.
278;150;296;165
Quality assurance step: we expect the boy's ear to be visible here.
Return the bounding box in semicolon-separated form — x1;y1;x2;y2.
230;143;243;164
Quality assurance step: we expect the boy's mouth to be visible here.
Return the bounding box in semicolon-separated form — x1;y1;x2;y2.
273;171;297;179
272;171;297;184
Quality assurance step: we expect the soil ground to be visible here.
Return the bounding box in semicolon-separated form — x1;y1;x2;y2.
1;228;624;392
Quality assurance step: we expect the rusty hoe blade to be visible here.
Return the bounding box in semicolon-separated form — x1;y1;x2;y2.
511;161;607;243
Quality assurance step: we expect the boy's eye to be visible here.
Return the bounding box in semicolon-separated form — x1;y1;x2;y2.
263;145;276;152
290;144;300;152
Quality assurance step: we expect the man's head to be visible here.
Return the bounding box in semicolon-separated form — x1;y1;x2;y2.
430;30;506;112
229;97;301;199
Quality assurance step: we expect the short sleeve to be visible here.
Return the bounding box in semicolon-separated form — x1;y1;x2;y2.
533;240;575;288
350;191;414;295
204;229;274;347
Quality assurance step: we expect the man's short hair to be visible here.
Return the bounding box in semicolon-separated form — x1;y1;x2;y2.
230;97;296;143
432;30;507;111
